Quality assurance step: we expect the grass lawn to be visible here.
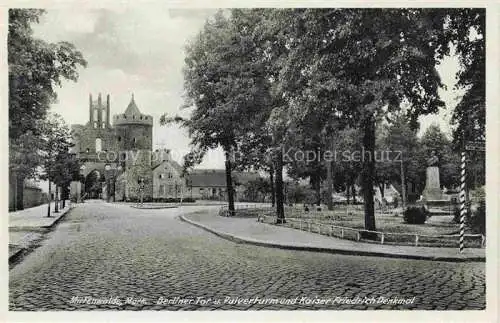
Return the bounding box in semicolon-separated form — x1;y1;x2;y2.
230;204;483;247
258;205;482;248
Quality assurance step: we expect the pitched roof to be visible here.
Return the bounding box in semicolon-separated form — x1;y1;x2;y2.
124;94;142;116
186;169;261;187
152;159;183;175
187;169;226;187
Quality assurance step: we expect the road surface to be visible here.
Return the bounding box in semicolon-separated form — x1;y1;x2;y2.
9;201;485;310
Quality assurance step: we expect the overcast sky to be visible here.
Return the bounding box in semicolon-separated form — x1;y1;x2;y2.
33;7;464;170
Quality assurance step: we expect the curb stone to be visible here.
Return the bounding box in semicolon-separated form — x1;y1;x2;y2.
178;215;485;263
129;205;179;210
8;205;74;264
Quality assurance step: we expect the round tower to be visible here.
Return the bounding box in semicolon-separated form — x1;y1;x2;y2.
113;94;153;151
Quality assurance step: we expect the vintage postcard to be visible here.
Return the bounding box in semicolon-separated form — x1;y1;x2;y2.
2;1;498;322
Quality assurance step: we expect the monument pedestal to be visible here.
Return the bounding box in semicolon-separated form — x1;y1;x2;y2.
421;166;452;210
422;166;444;201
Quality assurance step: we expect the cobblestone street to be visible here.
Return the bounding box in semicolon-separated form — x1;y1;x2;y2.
9;201;486;311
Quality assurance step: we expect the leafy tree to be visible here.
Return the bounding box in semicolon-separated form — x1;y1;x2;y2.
440;9;485;147
163;10;271;215
242;178;271;202
376;113;422;201
419;124;460;190
277;9;447;233
39;114;75;215
8;9;86;209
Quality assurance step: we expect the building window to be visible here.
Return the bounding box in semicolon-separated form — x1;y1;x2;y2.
159;185;165;195
118;136;121;142
93;122;97;128
168;173;173;179
159;174;164;179
95;138;102;152
102;122;106;128
168;185;174;195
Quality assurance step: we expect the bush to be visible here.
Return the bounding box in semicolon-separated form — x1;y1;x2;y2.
403;206;429;224
469;200;485;234
452;200;485;234
406;193;420;203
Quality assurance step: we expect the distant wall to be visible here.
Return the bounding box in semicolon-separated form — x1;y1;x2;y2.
21;187;45;209
9;179;46;211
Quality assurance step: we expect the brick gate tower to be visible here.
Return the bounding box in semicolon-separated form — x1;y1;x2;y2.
113;94;154;200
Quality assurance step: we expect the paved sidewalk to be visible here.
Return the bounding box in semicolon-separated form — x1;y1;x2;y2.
180;210;485;262
9;201;73;260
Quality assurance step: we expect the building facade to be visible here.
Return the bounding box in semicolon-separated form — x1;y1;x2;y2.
186;169;260;201
72;93;184;201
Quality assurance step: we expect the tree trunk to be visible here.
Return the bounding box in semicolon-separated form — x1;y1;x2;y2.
269;166;275;207
54;185;59;213
315;176;321;206
352;184;357;204
47;180;52;217
326;159;333;211
346;182;351;204
361;114;377;236
275;149;285;223
224;151;235;216
379;184;385;198
16;173;24;210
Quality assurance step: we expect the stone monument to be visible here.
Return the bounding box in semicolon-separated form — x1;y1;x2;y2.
422;150;446;202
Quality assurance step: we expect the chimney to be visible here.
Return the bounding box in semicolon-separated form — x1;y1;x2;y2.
89;93;93;123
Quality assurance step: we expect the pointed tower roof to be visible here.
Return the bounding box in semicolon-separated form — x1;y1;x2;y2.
124;93;141;115
113;93;153;127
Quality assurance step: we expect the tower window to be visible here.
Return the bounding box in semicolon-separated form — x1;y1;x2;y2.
140;116;143;120
118;136;121;142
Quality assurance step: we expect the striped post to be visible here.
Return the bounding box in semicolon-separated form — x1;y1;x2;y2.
459;151;467;253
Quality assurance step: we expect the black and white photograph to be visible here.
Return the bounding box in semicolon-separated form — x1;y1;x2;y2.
4;1;497;321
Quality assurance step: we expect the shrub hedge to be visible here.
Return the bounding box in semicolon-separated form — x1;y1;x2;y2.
403;206;429;224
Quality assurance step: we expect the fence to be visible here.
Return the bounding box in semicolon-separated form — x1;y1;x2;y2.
219;204;485;248
218;204;274;217
268;216;485;248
